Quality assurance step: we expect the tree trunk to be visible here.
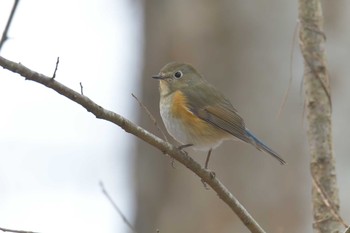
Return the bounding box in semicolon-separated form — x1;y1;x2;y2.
298;1;341;232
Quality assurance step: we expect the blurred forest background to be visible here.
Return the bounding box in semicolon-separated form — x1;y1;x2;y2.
135;1;350;233
0;1;349;233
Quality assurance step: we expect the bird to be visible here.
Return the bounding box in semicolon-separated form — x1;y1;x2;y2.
152;62;286;167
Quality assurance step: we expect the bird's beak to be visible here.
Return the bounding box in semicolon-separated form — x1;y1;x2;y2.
152;74;165;80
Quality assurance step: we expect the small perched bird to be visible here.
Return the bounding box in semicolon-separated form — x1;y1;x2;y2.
152;62;286;167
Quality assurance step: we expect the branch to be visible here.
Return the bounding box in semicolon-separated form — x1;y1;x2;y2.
0;227;39;233
0;0;20;52
99;182;137;233
0;56;266;233
298;0;342;232
131;93;168;142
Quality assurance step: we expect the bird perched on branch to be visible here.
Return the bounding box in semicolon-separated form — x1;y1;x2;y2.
152;62;286;167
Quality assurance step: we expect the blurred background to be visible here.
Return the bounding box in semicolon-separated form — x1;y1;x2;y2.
0;1;349;233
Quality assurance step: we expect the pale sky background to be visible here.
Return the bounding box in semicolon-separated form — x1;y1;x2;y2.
0;0;141;232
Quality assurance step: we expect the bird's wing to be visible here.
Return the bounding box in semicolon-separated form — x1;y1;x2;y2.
182;83;286;164
183;83;249;143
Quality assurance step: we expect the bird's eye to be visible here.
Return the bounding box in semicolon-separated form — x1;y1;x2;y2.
174;71;183;79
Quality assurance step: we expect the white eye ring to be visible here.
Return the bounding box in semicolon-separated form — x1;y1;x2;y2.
173;71;183;79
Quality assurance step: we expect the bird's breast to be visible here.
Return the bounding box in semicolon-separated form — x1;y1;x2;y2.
160;90;231;149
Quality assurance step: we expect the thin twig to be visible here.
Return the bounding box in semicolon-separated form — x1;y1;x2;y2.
311;173;348;228
131;93;168;142
51;57;59;79
0;56;267;233
277;21;299;118
79;82;84;95
0;227;39;233
0;0;20;52
99;181;137;233
131;93;177;167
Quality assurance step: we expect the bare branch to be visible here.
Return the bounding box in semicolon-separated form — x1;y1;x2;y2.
0;56;267;233
0;226;39;233
79;82;84;95
131;93;168;142
99;181;137;233
51;57;59;79
0;0;20;53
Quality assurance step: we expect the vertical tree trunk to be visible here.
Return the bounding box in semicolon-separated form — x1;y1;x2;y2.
298;1;341;232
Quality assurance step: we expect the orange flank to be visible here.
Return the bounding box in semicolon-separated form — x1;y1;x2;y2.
171;90;211;132
169;90;231;147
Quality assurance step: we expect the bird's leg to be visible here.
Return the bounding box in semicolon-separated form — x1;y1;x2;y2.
204;148;213;169
201;148;215;189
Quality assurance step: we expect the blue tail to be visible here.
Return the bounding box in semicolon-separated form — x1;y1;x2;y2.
245;129;286;165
